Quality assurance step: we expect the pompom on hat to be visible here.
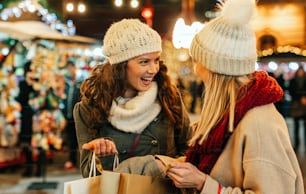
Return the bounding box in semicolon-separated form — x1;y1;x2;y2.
190;0;257;76
102;19;162;64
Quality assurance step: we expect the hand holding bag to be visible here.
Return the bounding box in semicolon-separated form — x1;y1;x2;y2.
63;153;120;194
64;153;179;194
114;155;180;194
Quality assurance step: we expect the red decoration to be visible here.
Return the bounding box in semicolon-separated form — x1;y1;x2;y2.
141;6;154;19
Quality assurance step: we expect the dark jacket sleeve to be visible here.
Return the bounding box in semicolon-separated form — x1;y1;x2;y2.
73;101;96;177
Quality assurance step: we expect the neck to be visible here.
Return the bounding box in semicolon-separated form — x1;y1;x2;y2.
237;75;251;85
123;88;137;98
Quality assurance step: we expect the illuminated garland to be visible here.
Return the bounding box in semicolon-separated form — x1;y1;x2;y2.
258;45;306;58
0;0;75;36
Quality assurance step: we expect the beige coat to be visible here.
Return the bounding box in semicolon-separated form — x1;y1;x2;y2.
159;103;304;194
203;103;304;193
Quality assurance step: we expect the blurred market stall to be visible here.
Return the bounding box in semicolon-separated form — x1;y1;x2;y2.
0;3;102;172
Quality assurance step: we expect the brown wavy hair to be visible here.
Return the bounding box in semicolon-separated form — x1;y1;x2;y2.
80;60;184;132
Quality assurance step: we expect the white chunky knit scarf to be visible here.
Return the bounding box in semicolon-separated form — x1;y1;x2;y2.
108;82;161;134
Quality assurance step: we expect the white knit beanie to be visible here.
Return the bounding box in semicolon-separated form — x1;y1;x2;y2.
190;0;257;76
102;19;162;64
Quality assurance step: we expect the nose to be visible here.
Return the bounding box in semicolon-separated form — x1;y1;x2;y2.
147;62;159;74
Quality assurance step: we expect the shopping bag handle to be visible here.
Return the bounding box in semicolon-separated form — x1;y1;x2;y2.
89;152;119;177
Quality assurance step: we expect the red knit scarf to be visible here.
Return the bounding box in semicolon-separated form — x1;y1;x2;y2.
185;71;284;174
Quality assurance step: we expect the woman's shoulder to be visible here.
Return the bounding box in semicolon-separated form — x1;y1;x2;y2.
233;104;293;162
74;101;92;116
238;103;287;135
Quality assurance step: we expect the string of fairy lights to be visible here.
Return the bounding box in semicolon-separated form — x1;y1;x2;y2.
0;0;76;36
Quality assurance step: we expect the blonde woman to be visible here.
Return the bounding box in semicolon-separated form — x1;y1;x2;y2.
115;0;305;193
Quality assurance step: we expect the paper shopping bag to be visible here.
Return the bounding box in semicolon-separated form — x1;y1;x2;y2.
64;152;180;194
118;172;179;194
64;170;120;194
64;153;120;194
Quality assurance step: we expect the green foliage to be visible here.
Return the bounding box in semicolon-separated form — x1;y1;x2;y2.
3;37;17;46
1;0;48;9
1;0;22;9
38;0;48;8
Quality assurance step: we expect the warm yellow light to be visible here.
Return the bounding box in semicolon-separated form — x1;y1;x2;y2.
78;3;86;13
114;0;123;7
28;4;36;13
292;47;301;55
66;3;74;12
130;0;139;8
172;18;204;49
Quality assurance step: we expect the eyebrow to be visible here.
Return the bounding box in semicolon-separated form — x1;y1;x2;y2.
135;56;160;61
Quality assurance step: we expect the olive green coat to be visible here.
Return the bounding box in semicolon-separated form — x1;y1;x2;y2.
73;101;192;177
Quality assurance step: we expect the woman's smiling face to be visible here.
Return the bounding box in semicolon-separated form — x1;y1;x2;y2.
124;52;161;98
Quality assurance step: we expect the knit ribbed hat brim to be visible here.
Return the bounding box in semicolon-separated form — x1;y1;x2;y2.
107;42;162;64
190;41;257;76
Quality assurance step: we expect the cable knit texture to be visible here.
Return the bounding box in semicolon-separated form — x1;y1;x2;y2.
102;19;162;64
108;82;161;133
186;71;284;173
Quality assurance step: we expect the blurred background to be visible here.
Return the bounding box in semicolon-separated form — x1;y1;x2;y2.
0;0;305;193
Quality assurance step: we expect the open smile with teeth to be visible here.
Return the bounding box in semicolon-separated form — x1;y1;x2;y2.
141;77;153;85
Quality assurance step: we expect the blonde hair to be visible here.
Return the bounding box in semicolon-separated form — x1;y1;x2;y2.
190;70;249;145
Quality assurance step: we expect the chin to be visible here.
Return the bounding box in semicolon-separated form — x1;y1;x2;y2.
137;84;151;92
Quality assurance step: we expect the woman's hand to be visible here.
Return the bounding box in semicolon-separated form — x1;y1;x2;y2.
82;138;117;157
166;162;206;191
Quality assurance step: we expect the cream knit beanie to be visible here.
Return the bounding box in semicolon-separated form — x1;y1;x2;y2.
190;0;257;76
102;19;162;64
